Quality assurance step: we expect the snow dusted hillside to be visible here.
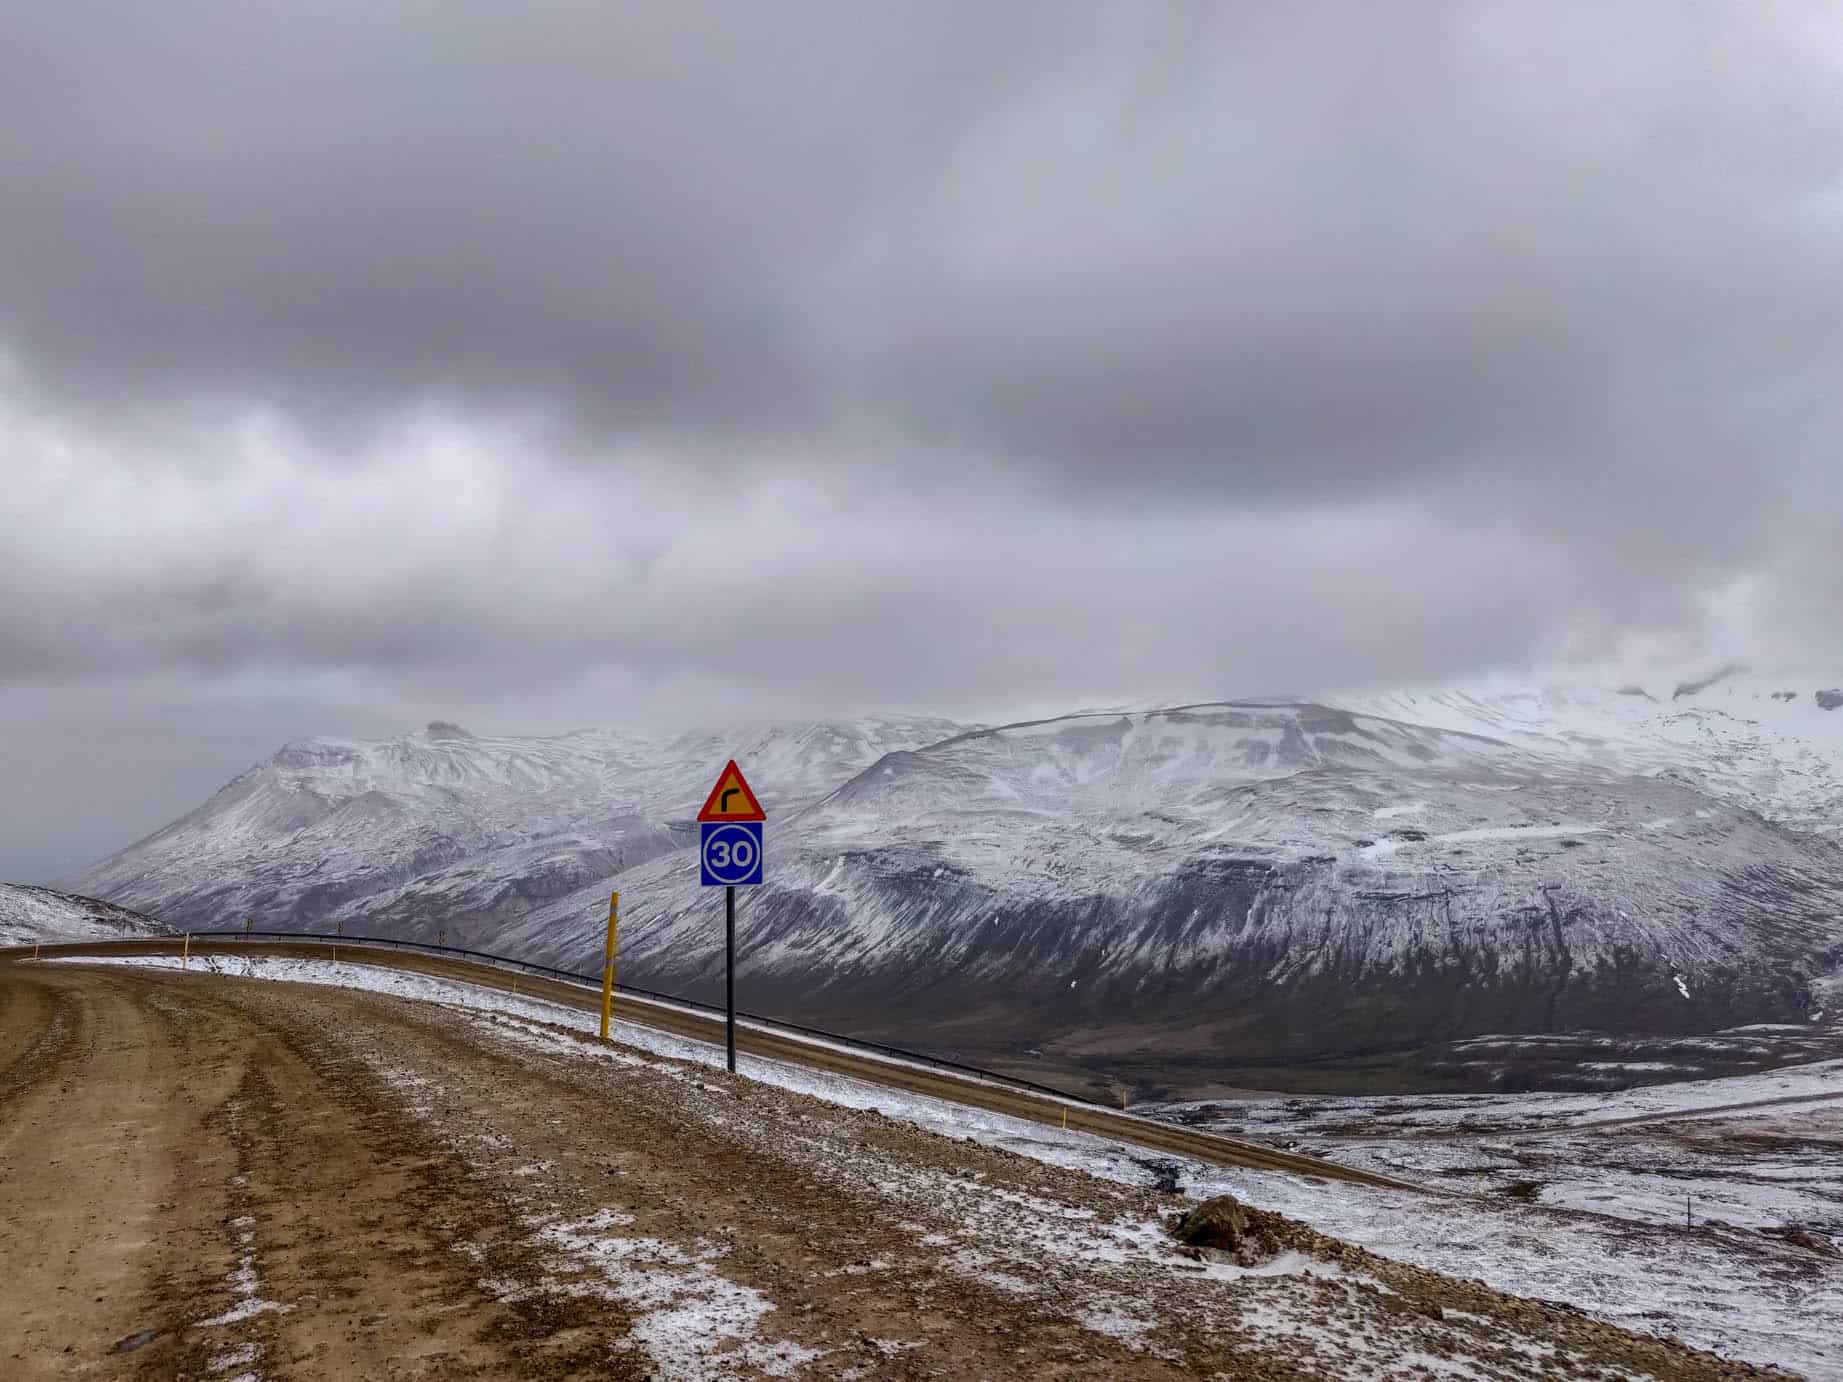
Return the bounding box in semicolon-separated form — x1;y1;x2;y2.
0;883;170;947
65;717;965;941
510;699;1843;1092
1336;670;1843;837
63;675;1843;1096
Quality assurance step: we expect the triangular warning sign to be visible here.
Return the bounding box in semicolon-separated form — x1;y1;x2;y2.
696;759;766;822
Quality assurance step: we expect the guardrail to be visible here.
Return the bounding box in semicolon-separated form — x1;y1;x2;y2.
35;928;1110;1110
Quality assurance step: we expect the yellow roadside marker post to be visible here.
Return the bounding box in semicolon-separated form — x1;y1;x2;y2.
600;891;619;1042
32;940;39;961
182;933;190;969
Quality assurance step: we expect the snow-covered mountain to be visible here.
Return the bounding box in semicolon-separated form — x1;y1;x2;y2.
0;883;170;947
506;698;1843;1082
1337;670;1843;838
65;717;966;944
59;673;1843;1094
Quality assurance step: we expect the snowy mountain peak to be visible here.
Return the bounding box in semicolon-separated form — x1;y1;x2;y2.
66;714;974;937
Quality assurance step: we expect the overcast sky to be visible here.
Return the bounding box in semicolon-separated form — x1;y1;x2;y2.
5;2;1843;881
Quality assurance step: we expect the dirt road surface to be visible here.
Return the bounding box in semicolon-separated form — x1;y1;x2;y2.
12;936;1414;1191
0;963;1787;1379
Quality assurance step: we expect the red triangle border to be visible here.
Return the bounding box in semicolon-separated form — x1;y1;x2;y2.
696;759;766;821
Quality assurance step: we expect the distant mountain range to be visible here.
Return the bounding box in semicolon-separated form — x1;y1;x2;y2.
59;673;1843;1097
69;716;963;942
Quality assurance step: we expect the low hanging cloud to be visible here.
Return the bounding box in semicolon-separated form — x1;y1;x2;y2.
3;1;1842;877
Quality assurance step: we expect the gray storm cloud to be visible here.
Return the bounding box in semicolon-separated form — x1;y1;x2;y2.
2;1;1842;878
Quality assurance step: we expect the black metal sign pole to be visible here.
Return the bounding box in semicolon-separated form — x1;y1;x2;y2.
725;884;737;1073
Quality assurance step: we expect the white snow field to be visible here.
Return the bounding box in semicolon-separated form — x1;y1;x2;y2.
55;952;1843;1379
1154;1060;1843;1380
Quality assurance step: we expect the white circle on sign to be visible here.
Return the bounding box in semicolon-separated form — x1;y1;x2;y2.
703;824;762;883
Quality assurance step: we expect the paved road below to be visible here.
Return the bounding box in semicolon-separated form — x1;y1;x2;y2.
0;964;1781;1380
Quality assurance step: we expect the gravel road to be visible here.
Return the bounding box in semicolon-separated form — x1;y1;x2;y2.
0;963;1788;1380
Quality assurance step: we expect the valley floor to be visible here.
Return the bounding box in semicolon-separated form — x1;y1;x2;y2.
0;961;1780;1380
1153;1069;1843;1378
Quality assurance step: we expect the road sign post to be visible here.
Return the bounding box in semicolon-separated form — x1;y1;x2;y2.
726;885;736;1070
697;759;765;1074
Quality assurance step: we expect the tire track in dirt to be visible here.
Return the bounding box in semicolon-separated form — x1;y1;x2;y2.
0;968;244;1379
0;968;646;1380
283;988;1223;1379
0;973;83;1107
202;1015;651;1380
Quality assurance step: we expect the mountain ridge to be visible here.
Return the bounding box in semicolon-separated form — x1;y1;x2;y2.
66;715;969;941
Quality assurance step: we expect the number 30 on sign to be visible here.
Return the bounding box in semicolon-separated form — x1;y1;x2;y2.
700;822;763;886
697;759;766;887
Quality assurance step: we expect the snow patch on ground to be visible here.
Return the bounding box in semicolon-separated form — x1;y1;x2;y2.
195;1204;290;1334
207;1343;259;1372
1230;1284;1650;1382
532;1212;820;1380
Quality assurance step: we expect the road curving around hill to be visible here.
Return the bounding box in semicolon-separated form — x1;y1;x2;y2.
8;936;1415;1191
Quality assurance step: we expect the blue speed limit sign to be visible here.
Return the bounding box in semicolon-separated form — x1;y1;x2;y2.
700;821;763;887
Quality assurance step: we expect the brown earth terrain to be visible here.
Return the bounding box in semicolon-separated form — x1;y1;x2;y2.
0;961;1793;1379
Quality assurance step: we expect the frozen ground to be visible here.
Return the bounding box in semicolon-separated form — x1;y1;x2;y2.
1412;1020;1843;1091
1154;1063;1843;1379
56;953;1843;1378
